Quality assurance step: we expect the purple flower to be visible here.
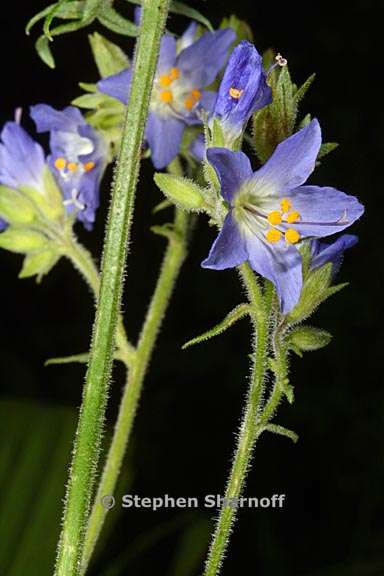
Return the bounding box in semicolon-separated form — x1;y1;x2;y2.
210;41;272;143
189;133;205;162
311;234;358;274
202;119;364;314
0;121;45;190
30;104;106;230
98;26;236;169
0;121;46;230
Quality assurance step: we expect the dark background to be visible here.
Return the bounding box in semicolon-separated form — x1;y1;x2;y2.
0;1;382;575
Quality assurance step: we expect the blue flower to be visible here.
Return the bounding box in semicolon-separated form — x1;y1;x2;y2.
98;25;236;169
30;104;106;230
202;119;364;314
210;40;272;143
0;121;47;230
189;133;205;162
311;234;358;274
0;121;46;191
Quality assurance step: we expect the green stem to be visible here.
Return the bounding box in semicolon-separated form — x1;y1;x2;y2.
63;234;135;365
81;207;188;573
54;2;170;574
203;269;272;576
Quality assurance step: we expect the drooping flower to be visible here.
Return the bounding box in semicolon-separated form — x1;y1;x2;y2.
310;234;358;274
98;25;236;169
30;104;106;229
202;119;364;314
210;40;272;144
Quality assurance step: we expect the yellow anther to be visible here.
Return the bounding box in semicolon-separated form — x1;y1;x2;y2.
229;87;243;99
67;162;78;172
159;74;172;87
280;198;292;213
267;210;282;225
169;67;180;81
184;96;195;110
54;157;66;170
266;228;282;243
191;89;201;101
160;90;173;103
285;228;300;244
84;161;96;172
286;210;301;224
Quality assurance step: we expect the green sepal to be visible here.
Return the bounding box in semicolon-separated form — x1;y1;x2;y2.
19;167;65;222
0;228;50;254
45;353;89;366
253;64;316;163
89;32;129;78
154;173;205;212
26;1;85;35
318;142;339;160
0;186;36;225
19;249;61;281
183;304;252;350
152;199;173;214
288;326;332;352
287;263;348;324
262;424;299;443
220;14;253;44
209;118;226;148
150;223;180;243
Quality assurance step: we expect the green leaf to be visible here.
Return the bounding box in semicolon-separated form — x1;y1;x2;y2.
45;353;89;366
43;0;73;39
98;8;138;37
152;199;173;214
0;186;36;225
288;326;332;352
0;228;49;254
293;73;316;104
183;304;252;349
318;142;339;160
220;14;253;43
35;35;55;69
19;250;60;281
82;0;103;21
124;0;213;31
26;1;85;35
154;173;205;212
89;32;130;77
262;424;299;443
170;1;213;32
0;400;76;575
287;263;342;324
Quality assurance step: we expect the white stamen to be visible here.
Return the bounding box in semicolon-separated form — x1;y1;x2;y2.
63;189;85;211
275;53;288;67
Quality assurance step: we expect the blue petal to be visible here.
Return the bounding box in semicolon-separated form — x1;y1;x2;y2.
158;35;177;74
251;119;322;195
97;69;132;104
311;234;358;272
31;104;84;133
288;185;364;238
199;91;217;114
145;113;185;169
201;212;247;269
134;6;141;26
177;28;236;88
245;233;302;314
206;148;253;202
213;41;272;137
190;134;205;162
0;122;45;189
0;219;8;231
179;22;197;51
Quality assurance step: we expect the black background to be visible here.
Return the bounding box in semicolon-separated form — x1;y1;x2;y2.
0;1;382;575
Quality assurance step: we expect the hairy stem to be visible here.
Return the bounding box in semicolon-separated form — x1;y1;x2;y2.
81;207;188;573
203;269;272;576
54;2;170;574
63;234;135;365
